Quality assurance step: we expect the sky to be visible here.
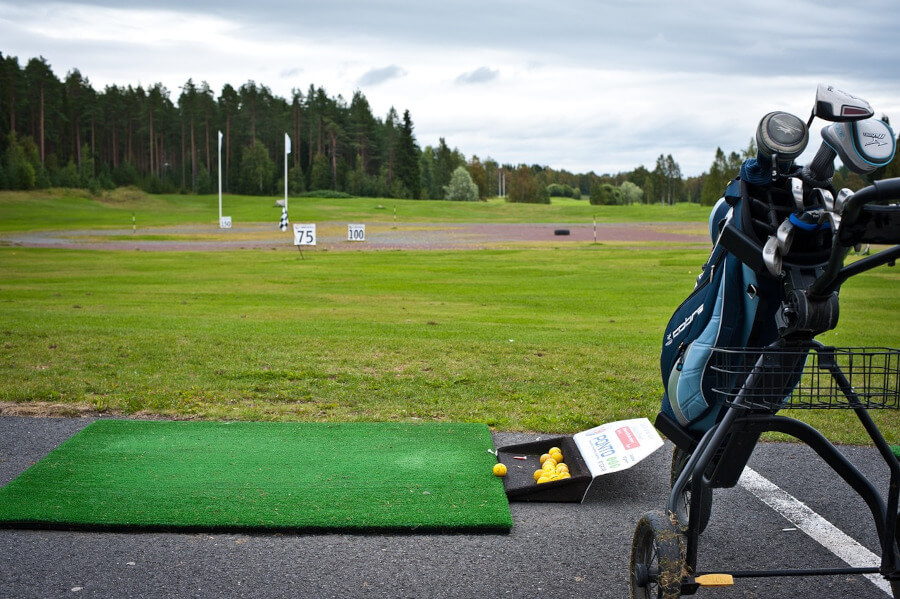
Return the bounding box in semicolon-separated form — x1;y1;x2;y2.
2;0;899;177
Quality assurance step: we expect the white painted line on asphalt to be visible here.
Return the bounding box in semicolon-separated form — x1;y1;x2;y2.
739;467;891;596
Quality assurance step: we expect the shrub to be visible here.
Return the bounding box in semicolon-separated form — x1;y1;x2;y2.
589;183;624;205
299;190;352;199
443;166;479;201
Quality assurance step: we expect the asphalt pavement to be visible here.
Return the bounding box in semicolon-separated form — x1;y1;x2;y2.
0;416;895;599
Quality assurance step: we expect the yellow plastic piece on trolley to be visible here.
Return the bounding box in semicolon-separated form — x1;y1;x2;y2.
694;574;734;587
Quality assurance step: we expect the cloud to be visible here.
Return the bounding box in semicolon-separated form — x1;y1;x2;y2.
357;65;406;87
3;0;900;176
455;67;499;85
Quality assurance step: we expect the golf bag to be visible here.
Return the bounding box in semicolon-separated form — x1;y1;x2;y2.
659;169;834;433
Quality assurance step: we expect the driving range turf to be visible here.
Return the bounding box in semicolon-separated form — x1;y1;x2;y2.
0;420;512;532
1;190;898;444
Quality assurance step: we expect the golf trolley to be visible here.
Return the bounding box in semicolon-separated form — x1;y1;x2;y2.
630;85;900;597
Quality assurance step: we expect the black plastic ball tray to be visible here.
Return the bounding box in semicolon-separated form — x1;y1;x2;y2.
495;435;593;502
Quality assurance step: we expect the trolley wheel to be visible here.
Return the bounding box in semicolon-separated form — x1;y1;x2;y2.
894;515;900;598
630;510;686;599
671;447;713;533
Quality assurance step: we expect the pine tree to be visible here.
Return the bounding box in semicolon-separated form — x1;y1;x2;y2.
468;155;488;199
700;148;727;206
433;138;457;195
310;151;331;190
396;110;420;199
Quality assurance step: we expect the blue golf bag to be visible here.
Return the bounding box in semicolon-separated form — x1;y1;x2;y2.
659;165;834;433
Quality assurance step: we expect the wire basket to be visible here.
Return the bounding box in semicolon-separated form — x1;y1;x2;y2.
709;346;900;410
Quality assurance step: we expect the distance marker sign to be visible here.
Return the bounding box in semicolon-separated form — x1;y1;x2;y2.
293;223;316;246
347;224;365;241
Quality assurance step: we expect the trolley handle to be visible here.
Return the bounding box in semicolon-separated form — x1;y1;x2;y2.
810;177;900;298
839;177;900;233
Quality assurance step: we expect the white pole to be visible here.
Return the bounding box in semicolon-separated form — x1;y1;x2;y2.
284;133;291;213
217;130;223;223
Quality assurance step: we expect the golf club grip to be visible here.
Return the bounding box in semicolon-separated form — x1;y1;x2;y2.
806;142;836;183
719;224;766;273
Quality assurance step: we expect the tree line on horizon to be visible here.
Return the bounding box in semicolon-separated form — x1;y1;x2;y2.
2;53;898;206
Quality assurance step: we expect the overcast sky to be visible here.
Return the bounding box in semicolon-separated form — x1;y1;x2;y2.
2;0;899;176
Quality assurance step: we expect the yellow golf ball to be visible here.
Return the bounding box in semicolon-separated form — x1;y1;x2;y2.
493;463;508;477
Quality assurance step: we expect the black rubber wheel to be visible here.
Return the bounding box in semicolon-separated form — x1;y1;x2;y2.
630;510;686;599
670;447;713;533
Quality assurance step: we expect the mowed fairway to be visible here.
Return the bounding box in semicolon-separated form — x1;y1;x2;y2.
1;191;898;442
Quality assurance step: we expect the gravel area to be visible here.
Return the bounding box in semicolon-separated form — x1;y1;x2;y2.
0;222;708;252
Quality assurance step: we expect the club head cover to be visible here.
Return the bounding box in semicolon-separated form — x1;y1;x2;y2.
821;118;896;175
757;112;809;161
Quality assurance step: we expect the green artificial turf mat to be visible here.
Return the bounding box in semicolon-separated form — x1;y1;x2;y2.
0;420;512;533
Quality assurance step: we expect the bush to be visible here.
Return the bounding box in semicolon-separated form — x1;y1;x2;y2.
195;165;213;194
54;161;80;188
547;183;579;198
444;166;479;201
589;183;624;205
619;181;644;204
112;162;140;187
299;190;352;199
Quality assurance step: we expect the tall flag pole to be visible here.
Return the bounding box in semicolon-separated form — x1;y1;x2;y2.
218;130;223;223
281;132;291;231
284;133;291;213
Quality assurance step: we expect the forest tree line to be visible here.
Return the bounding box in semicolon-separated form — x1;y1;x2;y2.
2;53;899;206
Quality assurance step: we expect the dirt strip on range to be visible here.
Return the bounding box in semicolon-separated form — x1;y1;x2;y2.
1;221;709;251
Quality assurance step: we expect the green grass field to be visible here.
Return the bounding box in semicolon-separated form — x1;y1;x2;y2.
1;190;898;443
0;188;709;232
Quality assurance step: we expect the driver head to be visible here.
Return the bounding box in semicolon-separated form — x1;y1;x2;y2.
813;83;874;122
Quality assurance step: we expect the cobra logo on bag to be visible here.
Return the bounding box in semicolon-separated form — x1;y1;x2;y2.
665;304;705;347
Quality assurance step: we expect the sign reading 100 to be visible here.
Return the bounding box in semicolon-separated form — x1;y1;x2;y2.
347;224;366;242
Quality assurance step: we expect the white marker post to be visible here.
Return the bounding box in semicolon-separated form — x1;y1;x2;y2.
218;130;230;229
284;133;291;215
